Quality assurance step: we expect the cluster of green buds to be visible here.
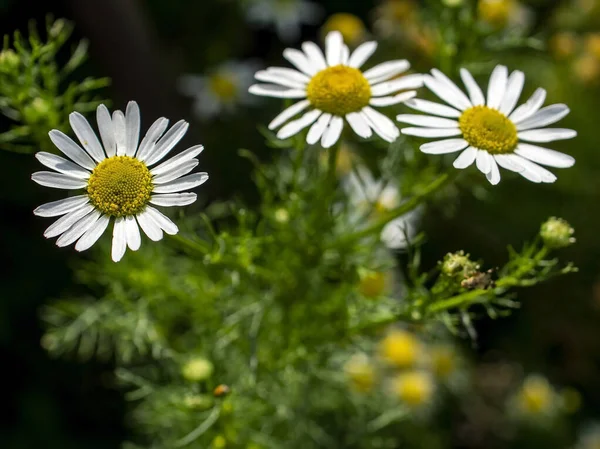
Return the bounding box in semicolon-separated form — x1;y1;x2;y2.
440;251;480;279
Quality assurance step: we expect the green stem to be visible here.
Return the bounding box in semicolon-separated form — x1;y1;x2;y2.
327;143;340;187
332;172;453;248
168;233;211;254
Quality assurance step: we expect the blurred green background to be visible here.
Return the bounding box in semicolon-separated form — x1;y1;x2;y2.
1;0;599;448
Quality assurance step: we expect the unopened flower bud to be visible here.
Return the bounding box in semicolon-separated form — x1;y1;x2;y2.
540;217;575;249
0;49;19;71
441;250;480;278
182;357;214;382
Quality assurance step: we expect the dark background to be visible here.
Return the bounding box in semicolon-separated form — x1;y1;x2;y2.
1;0;599;448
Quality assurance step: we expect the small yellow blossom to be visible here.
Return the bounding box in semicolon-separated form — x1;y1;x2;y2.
478;0;515;28
182;357;214;382
344;353;376;392
322;13;366;46
379;329;421;368
392;371;434;407
358;269;390;298
549;32;579;60
211;435;227;449
517;375;556;416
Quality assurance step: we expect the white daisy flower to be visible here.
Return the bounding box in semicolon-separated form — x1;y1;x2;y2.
178;60;259;120
31;101;208;262
397;65;576;185
345;166;420;250
244;0;322;43
249;31;422;148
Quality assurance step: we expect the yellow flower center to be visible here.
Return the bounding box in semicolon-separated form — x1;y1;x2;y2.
87;156;153;217
459;105;518;154
379;330;420;368
359;271;388;298
478;0;513;28
306;65;371;116
519;377;553;414
393;372;433;406
209;74;237;100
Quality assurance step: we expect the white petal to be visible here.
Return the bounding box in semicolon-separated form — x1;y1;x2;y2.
494;154;524;172
420;138;468;154
362;107;400;142
113;110;127;156
514;143;575;168
486;158;501;185
341;44;350;66
396;114;458;128
34;195;89;217
283;48;316;76
346;112;372;139
96;104;116;157
369;91;416;107
459;68;485;106
248;84;307;98
431;69;472;109
453;146;477;168
31;171;88;189
136;117;170;162
268;100;310;130
509;88;546;123
486;65;508;110
516;104;570;131
364;60;410;84
152;172;209;194
348;41;377;68
277;109;322;139
325;31;343;66
125;101;141;157
35;152;90;179
150;193;197;207
499;70;525;115
152;159;198;184
124;215;141;251
512;155;557;183
476;150;493;174
136;210;163;242
401;127;462;138
151;145;204;177
56;209;101;247
518;128;577;143
404;98;461;118
44;203;94;238
145;206;179;235
371;74;423;97
48;130;96;170
144;120;189;166
321;116;344;148
69;112;105;162
111;217;127;262
306;113;332;145
266;67;311;84
75;214;110;252
254;70;306;89
302;42;327;71
424;75;469;111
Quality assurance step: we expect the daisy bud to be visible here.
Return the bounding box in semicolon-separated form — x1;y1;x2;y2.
441;251;480;278
182;357;214;382
392;371;434;407
0;49;19;71
540;217;575;249
379;329;421;368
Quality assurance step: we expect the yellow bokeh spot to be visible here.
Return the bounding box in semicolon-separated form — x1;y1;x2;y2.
393;371;434;406
322;13;366;46
431;345;457;379
387;0;417;22
585;33;600;60
478;0;514;28
459;106;518;154
561;387;582;414
344;353;376;392
379;330;421;368
549;32;579;60
87;156;153;217
518;376;554;415
574;54;600;85
359;270;388;298
209;74;238;100
306;65;371;116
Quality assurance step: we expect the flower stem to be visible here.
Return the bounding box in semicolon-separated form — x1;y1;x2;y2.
332;172;453;248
